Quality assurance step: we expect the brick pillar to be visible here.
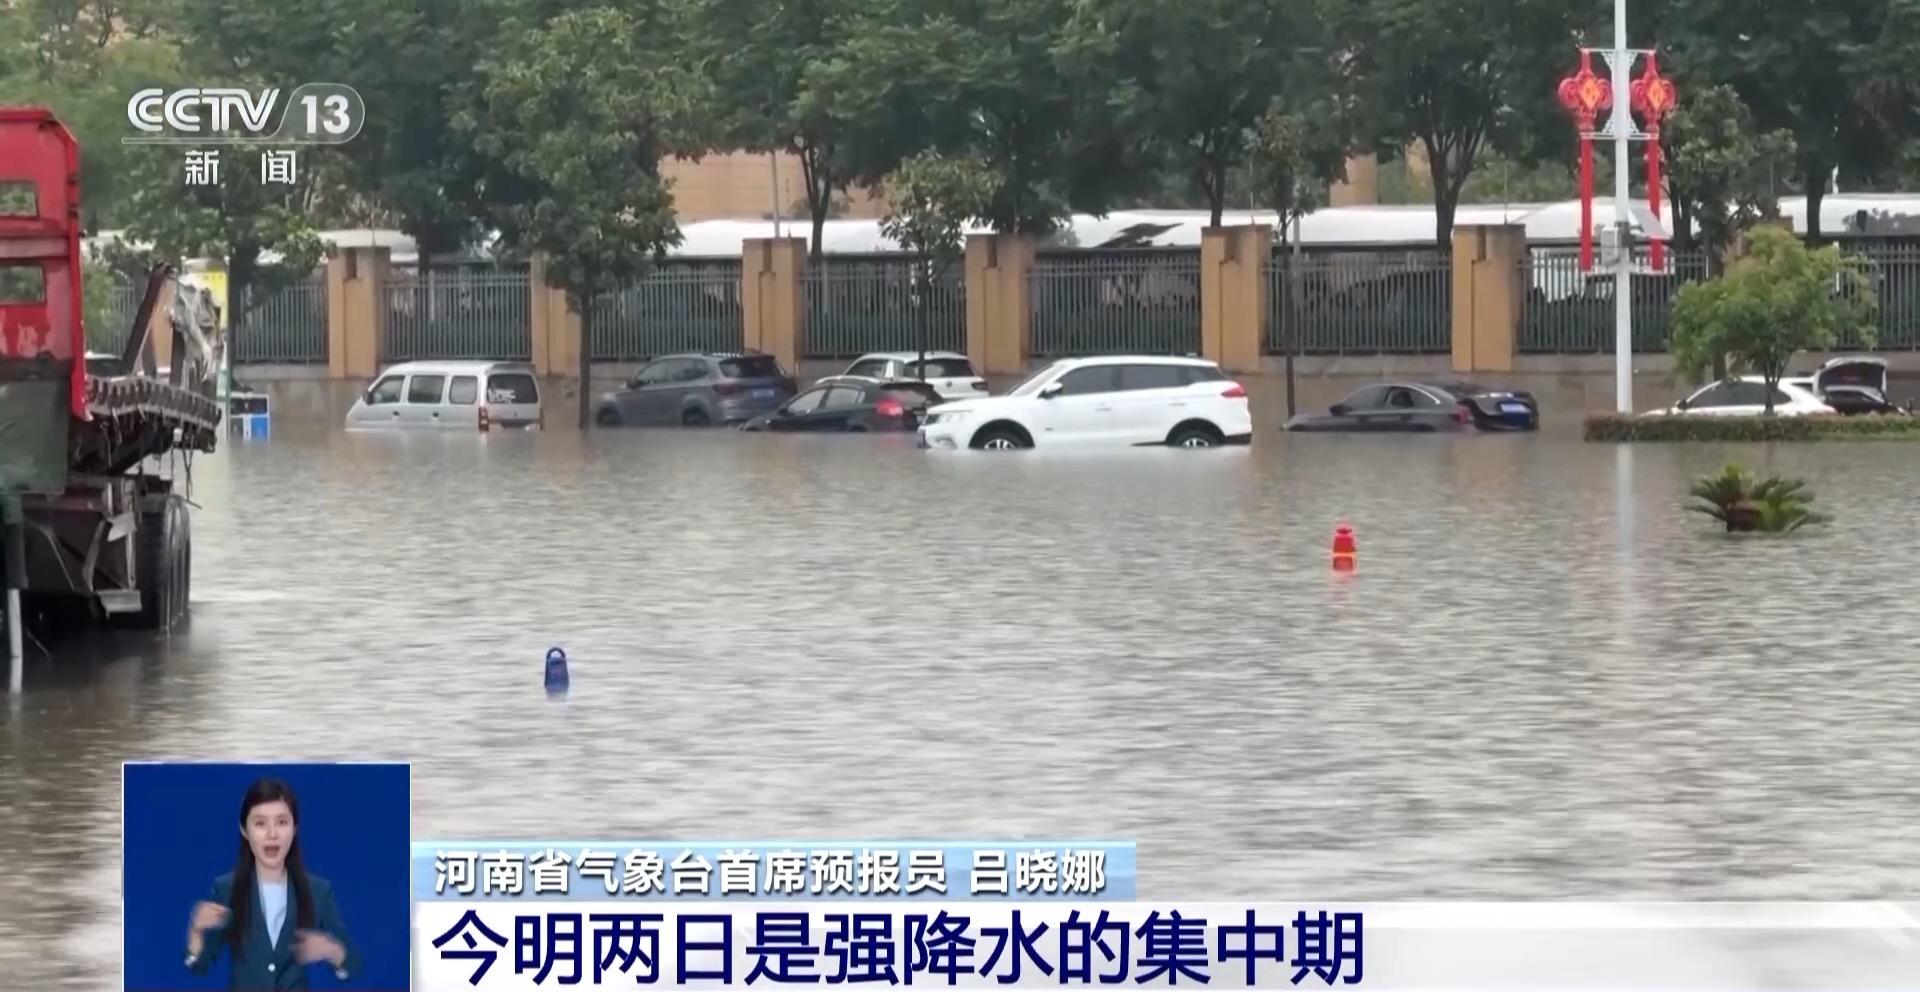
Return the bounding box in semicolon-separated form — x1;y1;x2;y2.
327;246;387;379
528;254;578;378
964;233;1034;376
1200;225;1271;374
741;238;805;370
1450;224;1527;373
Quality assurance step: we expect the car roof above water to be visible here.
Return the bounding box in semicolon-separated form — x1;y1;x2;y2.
377;359;537;377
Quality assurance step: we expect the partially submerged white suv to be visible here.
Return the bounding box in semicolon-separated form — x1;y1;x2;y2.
916;355;1252;450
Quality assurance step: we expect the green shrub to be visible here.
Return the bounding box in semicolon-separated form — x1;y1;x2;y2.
1585;413;1920;442
1687;462;1828;532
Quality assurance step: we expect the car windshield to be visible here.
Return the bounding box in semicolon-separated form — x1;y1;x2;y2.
1007;362;1065;397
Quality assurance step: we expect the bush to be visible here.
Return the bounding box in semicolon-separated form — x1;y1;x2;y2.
1585;413;1920;442
1687;462;1828;533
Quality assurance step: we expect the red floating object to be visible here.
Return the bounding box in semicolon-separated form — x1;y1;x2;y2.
1331;524;1357;558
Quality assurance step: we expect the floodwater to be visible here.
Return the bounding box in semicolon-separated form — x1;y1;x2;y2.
4;410;1920;988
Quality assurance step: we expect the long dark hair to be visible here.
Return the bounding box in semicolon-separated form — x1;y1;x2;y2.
227;778;316;954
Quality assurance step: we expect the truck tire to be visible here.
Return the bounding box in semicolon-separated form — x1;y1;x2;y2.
127;494;189;631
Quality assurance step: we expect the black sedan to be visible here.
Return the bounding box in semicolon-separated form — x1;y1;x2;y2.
1284;382;1539;432
739;377;943;433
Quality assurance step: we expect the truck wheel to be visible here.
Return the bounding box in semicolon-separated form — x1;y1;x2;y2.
127;494;189;631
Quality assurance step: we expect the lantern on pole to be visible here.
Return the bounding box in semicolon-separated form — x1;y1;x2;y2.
1630;53;1678;267
1557;51;1613;272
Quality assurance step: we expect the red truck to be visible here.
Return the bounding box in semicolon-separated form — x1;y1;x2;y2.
2;108;223;688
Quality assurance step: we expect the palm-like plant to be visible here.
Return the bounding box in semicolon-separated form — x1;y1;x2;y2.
1687;462;1828;533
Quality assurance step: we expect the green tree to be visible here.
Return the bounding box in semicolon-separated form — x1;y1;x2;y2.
1670;226;1878;415
814;0;1132;236
1321;0;1580;248
685;0;880;256
878;151;995;373
1661;85;1798;275
112;141;327;353
1058;0;1295;227
1250;97;1355;243
1661;0;1913;239
460;5;702;430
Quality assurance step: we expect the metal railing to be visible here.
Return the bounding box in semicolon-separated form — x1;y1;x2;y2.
1266;247;1452;354
1517;246;1709;353
591;258;743;361
1030;249;1201;357
233;278;328;363
94;281;144;354
1837;243;1920;350
383;270;532;361
803;254;964;359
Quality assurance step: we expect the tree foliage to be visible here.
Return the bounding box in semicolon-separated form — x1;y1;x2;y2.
879;151;995;366
460;4;702;427
1251;96;1355;240
1059;0;1295;226
1322;0;1580;248
1670;227;1878;414
1661;85;1798;273
1661;0;1915;239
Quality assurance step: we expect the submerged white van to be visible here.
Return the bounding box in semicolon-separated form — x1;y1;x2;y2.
344;360;544;432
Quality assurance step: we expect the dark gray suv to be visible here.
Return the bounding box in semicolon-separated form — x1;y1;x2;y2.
594;352;798;427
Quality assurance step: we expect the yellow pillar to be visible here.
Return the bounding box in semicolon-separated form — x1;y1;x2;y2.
327;246;387;378
528;254;578;378
964;233;1034;377
1199;225;1271;374
1450;224;1527;373
741;238;804;371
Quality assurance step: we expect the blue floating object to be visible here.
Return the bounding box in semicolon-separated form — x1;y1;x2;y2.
544;647;570;690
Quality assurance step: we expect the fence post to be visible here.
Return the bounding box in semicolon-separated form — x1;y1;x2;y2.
1200;225;1271;373
528;254;576;378
965;233;1033;376
1450;224;1526;372
741;238;805;371
327;246;387;379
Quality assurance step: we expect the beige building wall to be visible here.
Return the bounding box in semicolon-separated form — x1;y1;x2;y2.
662;150;891;222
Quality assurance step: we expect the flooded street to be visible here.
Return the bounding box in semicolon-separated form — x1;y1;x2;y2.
4;418;1920;988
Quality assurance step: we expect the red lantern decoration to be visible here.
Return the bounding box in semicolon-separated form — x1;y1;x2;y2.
1630;53;1678;268
1557;51;1612;272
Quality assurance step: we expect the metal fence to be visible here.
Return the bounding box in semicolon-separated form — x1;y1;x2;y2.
803;254;964;359
591;258;743;361
1266;247;1452;354
1030;249;1201;357
95;280;144;354
233;278;328;363
1518;247;1710;353
1840;243;1920;350
382;269;531;361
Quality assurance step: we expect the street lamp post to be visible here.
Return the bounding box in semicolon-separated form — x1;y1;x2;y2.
1559;0;1676;415
1610;0;1632;414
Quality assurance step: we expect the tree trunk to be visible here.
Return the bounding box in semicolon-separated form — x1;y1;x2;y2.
1205;159;1226;228
801;144;831;258
1804;150;1828;241
578;301;593;431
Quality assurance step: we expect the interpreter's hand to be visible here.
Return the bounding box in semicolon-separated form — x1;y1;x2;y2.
189;901;229;934
294;930;346;968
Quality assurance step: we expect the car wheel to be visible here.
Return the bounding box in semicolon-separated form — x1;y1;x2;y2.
595;407;622;427
682;408;710;427
972;425;1030;450
1167;424;1222;448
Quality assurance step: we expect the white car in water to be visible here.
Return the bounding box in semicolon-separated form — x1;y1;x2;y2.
836;350;991;401
916;354;1251;450
1648;376;1834;417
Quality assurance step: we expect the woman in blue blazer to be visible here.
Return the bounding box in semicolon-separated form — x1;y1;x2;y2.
184;777;363;989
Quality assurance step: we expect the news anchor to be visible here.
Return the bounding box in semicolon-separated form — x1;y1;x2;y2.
183;777;363;988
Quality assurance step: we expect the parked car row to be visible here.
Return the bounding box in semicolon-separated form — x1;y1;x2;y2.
338;352;1911;443
1645;356;1910;418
